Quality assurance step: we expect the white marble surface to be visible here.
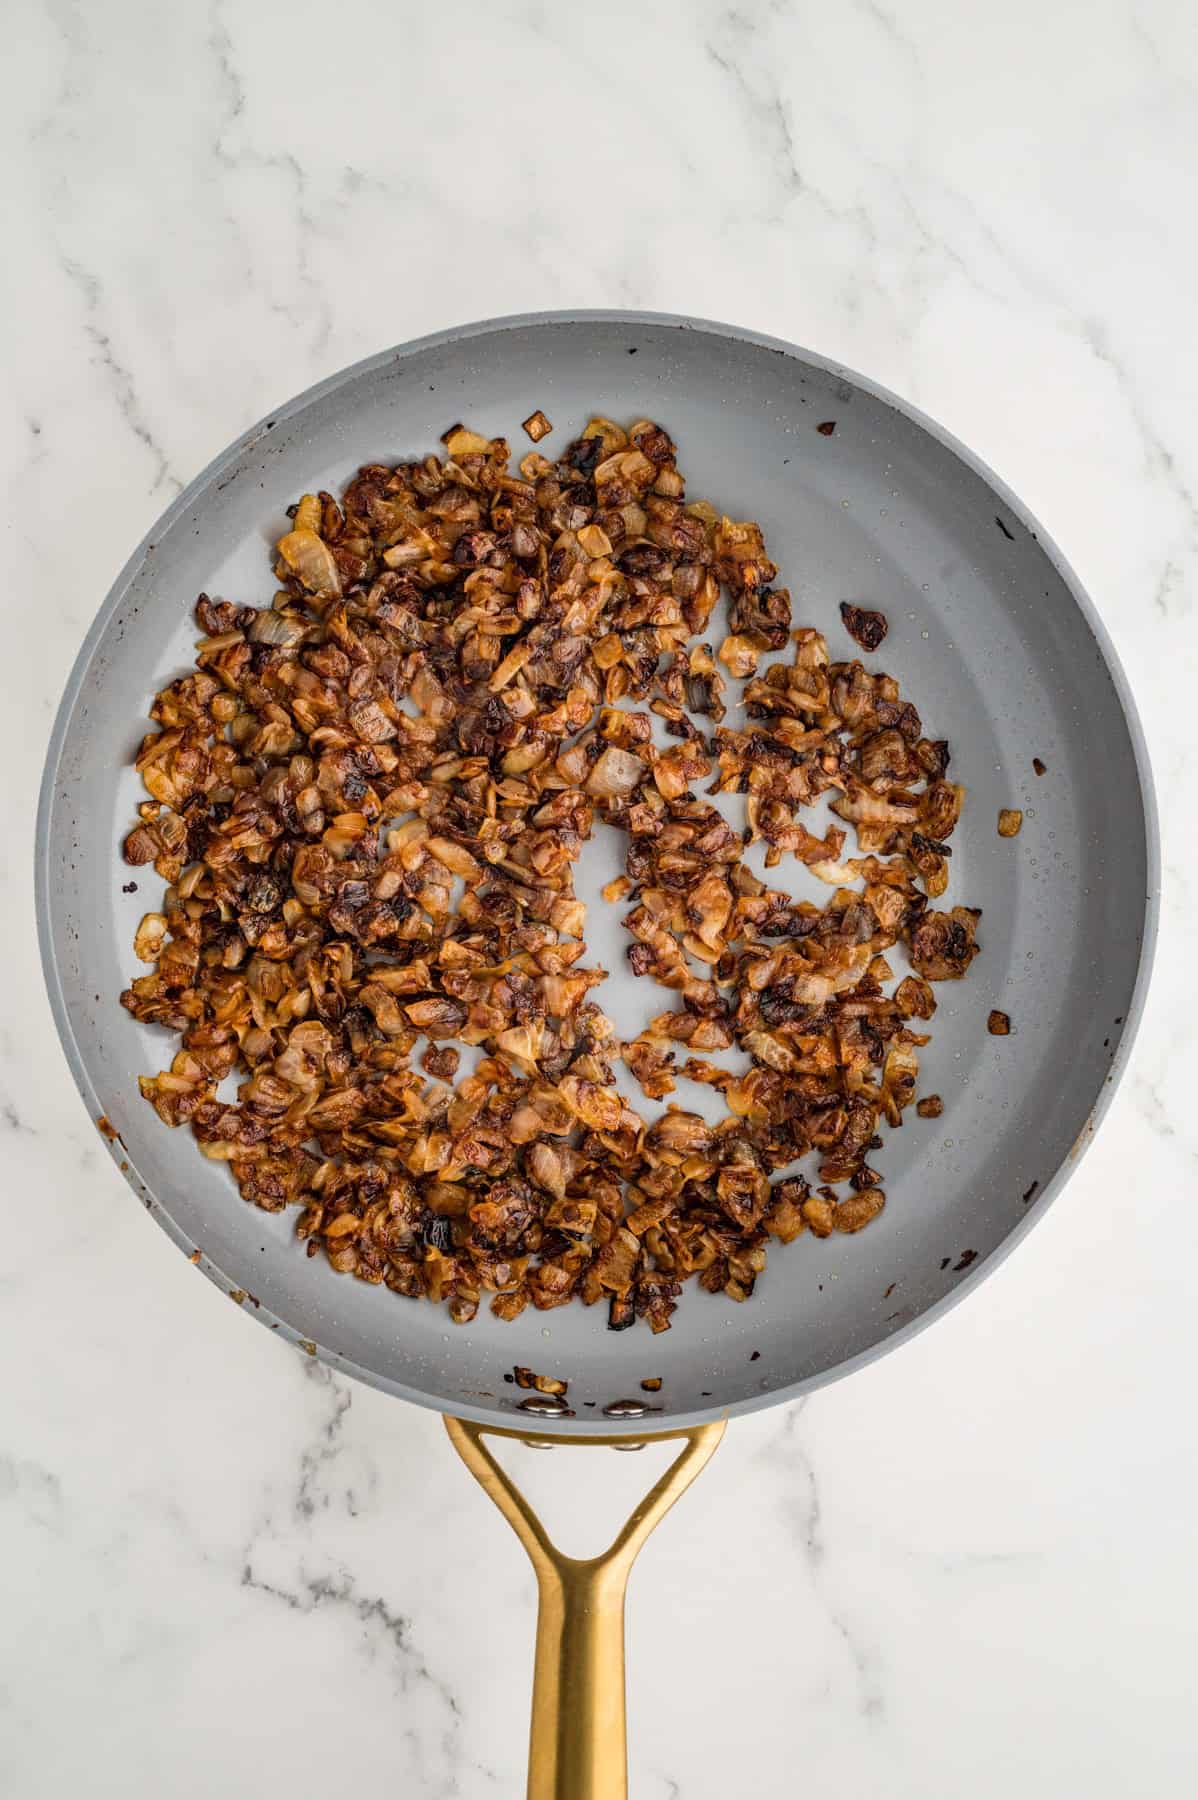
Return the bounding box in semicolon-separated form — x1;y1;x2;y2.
3;1;1197;1794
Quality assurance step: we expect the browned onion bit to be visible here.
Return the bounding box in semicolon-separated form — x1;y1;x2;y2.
120;413;979;1332
839;601;888;652
522;410;552;443
514;1366;568;1395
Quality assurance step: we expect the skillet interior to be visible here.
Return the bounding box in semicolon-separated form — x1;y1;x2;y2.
37;313;1156;1432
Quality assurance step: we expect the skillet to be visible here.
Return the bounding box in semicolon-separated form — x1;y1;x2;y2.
37;311;1158;1798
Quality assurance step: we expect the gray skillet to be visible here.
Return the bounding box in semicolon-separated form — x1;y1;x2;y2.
37;311;1158;1432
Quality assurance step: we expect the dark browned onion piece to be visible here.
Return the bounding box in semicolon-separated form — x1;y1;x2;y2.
839;601;888;651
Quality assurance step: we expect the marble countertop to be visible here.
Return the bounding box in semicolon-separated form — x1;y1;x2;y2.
5;2;1196;1794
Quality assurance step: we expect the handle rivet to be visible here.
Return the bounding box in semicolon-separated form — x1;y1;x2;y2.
519;1394;573;1417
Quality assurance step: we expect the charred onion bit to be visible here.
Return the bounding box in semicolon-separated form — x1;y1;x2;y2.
839;602;888;652
121;416;979;1331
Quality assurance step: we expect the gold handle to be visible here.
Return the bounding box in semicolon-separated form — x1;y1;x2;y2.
445;1415;725;1800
